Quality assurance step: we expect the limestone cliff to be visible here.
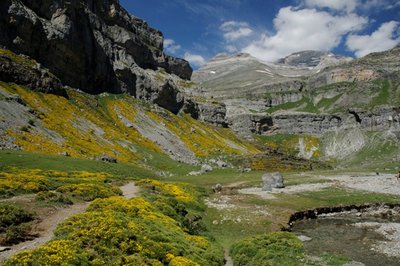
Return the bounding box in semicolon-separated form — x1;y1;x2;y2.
0;0;192;95
193;46;400;138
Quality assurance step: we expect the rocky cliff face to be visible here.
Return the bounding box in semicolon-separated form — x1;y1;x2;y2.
193;46;400;141
0;0;230;125
0;0;192;95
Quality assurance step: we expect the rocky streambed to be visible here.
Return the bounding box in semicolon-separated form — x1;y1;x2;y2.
292;212;400;266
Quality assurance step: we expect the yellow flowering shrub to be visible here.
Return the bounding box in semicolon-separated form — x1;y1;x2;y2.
3;240;89;266
0;169;50;195
56;183;122;201
4;181;224;265
169;256;200;266
0;168;120;200
136;179;197;204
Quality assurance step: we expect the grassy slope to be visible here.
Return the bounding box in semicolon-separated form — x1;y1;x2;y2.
0;82;258;175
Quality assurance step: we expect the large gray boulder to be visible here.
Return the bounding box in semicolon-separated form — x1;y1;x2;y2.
262;172;284;191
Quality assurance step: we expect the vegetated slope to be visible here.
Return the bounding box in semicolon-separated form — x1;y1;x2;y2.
193;46;400;169
2;177;225;265
0;51;258;174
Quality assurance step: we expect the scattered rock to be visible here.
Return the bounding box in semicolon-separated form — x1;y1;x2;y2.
297;235;312;242
0;247;10;252
98;155;117;163
201;164;213;173
238;167;251;173
5;94;26;105
216;160;228;168
59;151;70;157
262;172;284;191
343;261;366;266
187;171;200;176
212;183;223;193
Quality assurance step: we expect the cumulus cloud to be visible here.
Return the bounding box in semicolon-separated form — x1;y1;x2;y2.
184;52;206;67
346;21;400;57
242;7;367;62
304;0;359;12
164;39;181;54
220;20;253;41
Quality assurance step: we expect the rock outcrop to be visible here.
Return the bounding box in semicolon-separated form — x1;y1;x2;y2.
0;50;66;97
0;0;192;96
228;107;400;137
182;99;227;127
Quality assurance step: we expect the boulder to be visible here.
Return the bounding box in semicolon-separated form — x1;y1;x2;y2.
262;172;284;191
201;164;213;173
216;160;228;168
98;155;117;163
211;183;222;193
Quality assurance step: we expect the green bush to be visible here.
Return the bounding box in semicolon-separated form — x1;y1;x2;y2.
0;204;34;228
56;183;122;201
0;204;35;245
231;231;305;266
35;191;73;205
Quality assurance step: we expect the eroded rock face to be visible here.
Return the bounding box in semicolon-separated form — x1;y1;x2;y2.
0;53;66;97
227;107;400;137
227;114;273;138
182;99;228;127
0;0;192;95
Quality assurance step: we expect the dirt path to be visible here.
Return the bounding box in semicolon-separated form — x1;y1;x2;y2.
120;182;140;199
0;182;139;262
224;249;233;266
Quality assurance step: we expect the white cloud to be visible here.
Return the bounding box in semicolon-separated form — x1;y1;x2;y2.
242;7;367;62
220;20;253;41
346;21;400;57
184;52;206;67
361;0;400;11
164;38;181;54
304;0;359;12
225;44;238;53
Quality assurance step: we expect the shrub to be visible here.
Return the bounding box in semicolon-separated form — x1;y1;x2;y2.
4;181;225;265
0;204;34;229
0;204;35;245
230;232;305;266
3;240;89;266
20;126;29;132
0;168;114;198
35;191;73;205
56;183;122;201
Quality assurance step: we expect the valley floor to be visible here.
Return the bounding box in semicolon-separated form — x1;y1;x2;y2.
195;170;400;265
1;150;400;265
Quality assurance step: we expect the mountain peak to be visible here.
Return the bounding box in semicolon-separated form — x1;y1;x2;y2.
276;50;352;68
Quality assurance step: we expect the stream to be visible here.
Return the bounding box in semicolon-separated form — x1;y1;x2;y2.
292;214;400;266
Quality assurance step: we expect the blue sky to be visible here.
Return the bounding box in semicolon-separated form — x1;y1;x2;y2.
121;0;400;68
